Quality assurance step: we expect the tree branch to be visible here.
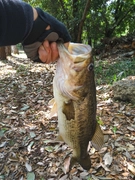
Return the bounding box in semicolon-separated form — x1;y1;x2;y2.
114;0;122;21
77;0;91;42
114;6;134;28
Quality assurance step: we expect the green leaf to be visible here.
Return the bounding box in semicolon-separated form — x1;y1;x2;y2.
0;129;7;137
0;130;4;137
97;119;104;125
20;104;30;111
44;146;54;152
112;126;117;134
0;175;5;179
27;141;34;152
30;132;36;138
27;172;35;180
97;116;104;125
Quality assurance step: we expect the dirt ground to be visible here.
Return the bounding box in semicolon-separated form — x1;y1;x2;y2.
0;51;135;180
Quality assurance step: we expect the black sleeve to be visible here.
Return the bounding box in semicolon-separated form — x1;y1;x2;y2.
0;0;33;46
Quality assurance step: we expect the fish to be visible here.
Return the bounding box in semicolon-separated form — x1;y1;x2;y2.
50;42;104;171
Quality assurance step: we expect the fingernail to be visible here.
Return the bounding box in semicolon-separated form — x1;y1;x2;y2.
44;40;49;47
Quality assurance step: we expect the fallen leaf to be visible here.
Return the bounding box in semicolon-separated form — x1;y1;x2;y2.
19;176;24;180
127;163;135;175
20;104;30;111
103;152;113;166
59;175;68;180
27;141;34;152
27;172;35;180
44;146;54;152
127;143;135;151
80;171;89;178
99;147;107;154
0;141;7;148
0;130;5;137
0;175;5;179
30;131;36;138
123;150;131;159
25;162;32;172
101;163;111;172
91;175;99;180
127;126;134;131
37;162;44;166
63;156;71;174
96;176;114;180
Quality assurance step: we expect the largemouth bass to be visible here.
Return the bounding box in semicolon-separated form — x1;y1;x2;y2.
50;43;104;171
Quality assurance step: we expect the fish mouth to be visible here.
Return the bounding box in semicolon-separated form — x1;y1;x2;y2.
55;43;92;100
58;42;92;57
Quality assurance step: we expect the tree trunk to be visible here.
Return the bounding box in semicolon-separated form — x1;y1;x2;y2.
6;46;11;56
11;45;19;54
72;0;79;42
0;47;6;60
77;0;91;43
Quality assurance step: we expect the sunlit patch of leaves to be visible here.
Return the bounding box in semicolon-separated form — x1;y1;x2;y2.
0;49;135;179
97;116;104;126
95;57;135;85
111;126;117;134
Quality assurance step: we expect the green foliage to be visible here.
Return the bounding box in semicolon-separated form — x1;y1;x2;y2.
97;116;104;125
0;128;7;137
111;126;117;134
24;0;42;7
95;57;135;85
87;0;135;44
16;65;28;73
24;0;135;44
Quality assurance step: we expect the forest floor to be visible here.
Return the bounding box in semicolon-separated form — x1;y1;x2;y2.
0;38;135;180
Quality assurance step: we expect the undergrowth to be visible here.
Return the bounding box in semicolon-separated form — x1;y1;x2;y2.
94;57;135;85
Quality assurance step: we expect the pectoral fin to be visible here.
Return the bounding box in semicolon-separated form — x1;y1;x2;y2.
49;99;57;118
62;100;75;120
91;123;104;150
55;134;64;142
48;98;55;106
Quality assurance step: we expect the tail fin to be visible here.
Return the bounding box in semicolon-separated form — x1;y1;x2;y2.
70;154;91;170
64;154;91;173
91;123;104;150
78;154;91;170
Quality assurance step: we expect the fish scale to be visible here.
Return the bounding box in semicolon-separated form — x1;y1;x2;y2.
50;42;104;171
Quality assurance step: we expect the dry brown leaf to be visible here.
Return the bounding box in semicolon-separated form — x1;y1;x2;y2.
0;52;135;179
127;163;135;175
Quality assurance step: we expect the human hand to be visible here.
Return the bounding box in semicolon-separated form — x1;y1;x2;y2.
23;8;71;63
38;40;69;64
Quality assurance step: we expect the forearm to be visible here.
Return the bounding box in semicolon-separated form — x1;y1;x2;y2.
33;7;38;20
0;0;34;46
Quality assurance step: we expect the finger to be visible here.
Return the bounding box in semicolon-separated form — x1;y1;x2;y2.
43;40;51;54
50;42;59;62
38;44;49;63
41;40;52;63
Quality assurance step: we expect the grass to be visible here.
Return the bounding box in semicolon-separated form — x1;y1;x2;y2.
94;57;135;85
16;65;29;73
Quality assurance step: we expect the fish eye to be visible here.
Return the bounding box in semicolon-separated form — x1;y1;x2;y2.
88;63;94;71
